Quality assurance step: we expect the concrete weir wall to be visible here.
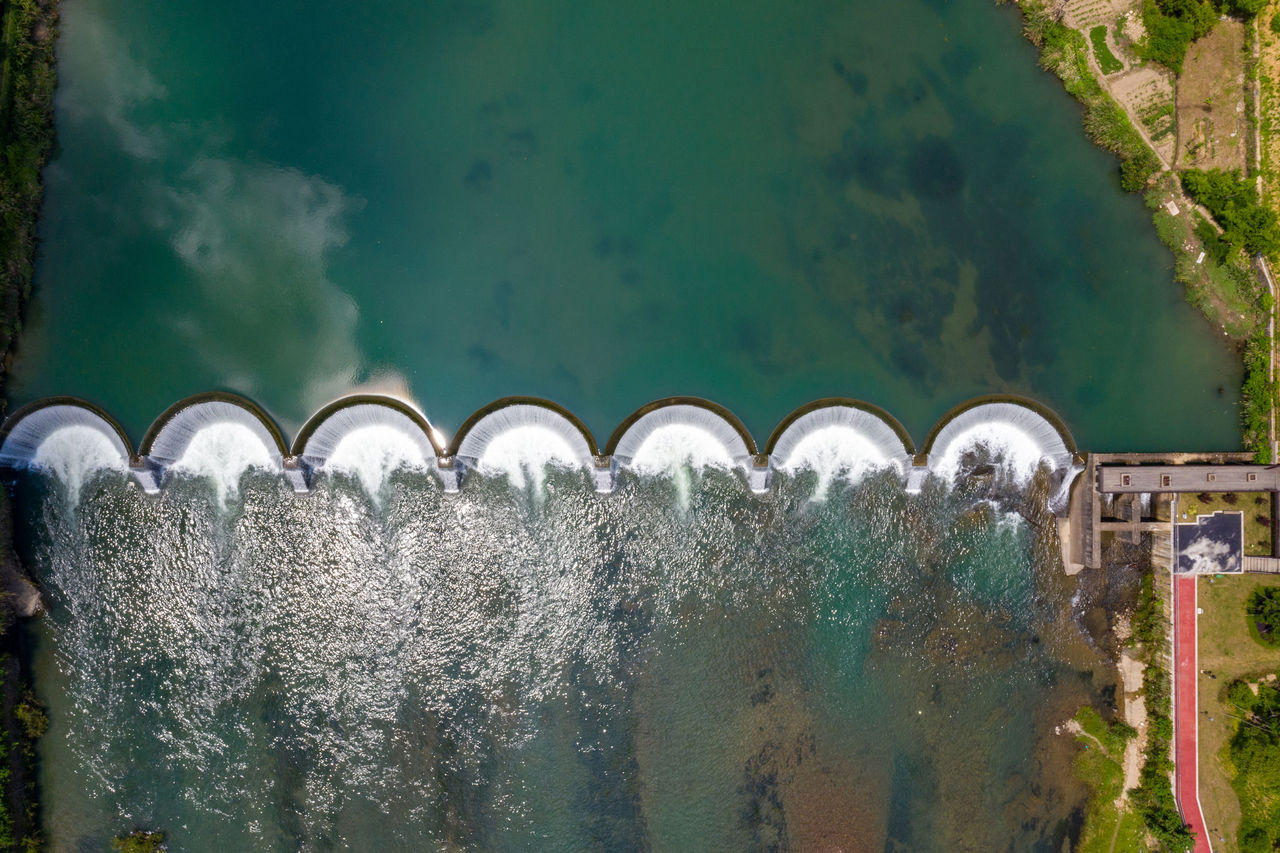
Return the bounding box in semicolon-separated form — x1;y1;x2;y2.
0;393;1083;498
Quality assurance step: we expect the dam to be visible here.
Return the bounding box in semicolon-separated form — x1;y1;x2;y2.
0;392;1083;502
9;389;1276;580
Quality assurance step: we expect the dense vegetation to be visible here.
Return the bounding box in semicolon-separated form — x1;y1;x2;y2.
1021;1;1161;192
0;0;58;365
1181;169;1280;259
1130;571;1195;851
0;0;58;844
1139;0;1265;73
1139;0;1217;73
1225;677;1280;851
1242;331;1278;463
1247;586;1280;645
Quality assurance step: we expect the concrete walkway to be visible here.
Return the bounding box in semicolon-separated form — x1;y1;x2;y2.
1173;574;1213;853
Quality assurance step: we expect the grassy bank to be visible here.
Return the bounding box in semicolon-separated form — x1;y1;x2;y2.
1010;0;1278;460
1019;0;1162;191
1071;705;1147;852
1196;574;1280;852
0;0;60;848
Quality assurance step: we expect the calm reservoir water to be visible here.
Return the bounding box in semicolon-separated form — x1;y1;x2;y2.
8;0;1243;848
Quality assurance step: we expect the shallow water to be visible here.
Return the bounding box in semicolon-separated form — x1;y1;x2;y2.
19;464;1103;850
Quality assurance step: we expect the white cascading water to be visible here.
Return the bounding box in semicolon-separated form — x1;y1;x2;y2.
611;407;748;511
296;403;438;499
929;403;1072;486
325;425;429;501
612;406;746;475
170;423;276;507
455;405;594;492
477;426;582;491
147;402;283;506
771;407;913;501
0;405;131;505
32;426;128;505
627;425;734;476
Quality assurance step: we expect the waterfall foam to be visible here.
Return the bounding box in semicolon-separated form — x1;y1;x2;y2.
0;403;130;504
169;423;277;505
928;402;1073;486
611;404;751;477
770;405;913;499
325;425;430;499
145;400;283;504
32;426;127;503
455;404;594;490
476;426;583;490
295;400;438;497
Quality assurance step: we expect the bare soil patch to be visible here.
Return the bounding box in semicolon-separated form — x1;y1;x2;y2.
1177;21;1249;170
1064;0;1133;30
1112;66;1177;163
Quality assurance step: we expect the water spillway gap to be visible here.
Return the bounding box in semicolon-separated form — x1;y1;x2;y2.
453;402;596;494
293;399;438;501
768;403;914;501
925;400;1075;496
141;398;286;507
0;401;130;504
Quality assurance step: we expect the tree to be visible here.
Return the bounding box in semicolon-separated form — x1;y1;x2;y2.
1181;169;1280;259
1221;0;1268;18
1247;587;1280;644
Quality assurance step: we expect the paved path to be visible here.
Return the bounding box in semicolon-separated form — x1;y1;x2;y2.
1173;574;1213;853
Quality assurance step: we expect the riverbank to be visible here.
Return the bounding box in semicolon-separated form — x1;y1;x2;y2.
1009;0;1280;462
0;0;60;847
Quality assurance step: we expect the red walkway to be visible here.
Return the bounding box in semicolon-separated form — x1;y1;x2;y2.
1173;573;1213;853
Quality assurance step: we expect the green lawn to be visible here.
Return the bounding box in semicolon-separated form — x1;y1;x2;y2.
1072;706;1147;852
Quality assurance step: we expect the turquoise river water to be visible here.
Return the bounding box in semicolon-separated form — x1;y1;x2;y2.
4;0;1247;849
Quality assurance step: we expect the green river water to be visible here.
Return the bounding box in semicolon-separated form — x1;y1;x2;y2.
5;0;1244;849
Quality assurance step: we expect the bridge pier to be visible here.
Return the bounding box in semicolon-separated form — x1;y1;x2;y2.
128;457;164;494
436;458;464;493
283;457;311;493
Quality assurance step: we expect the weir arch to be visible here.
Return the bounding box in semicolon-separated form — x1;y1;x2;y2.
766;399;915;488
921;395;1079;503
449;397;602;492
291;395;441;493
606;397;768;492
136;393;288;493
0;398;133;498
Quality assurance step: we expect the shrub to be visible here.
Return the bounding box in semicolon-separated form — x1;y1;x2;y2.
1221;0;1268;17
1247;586;1280;645
1241;331;1277;461
13;697;45;740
